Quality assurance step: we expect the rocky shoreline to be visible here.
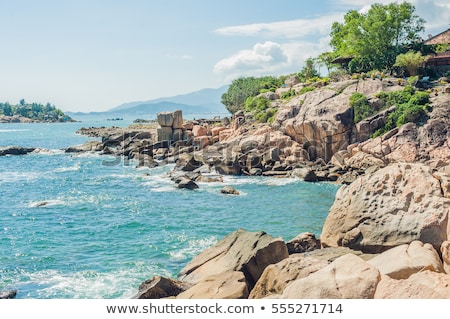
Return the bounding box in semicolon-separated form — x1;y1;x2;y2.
1;77;449;298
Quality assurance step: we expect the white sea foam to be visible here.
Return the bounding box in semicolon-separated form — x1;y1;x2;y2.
0;129;30;133
28;199;65;208
0;171;43;183
13;265;171;298
54;163;80;172
169;236;217;262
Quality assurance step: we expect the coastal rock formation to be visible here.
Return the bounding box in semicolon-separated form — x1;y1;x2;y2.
280;254;380;299
321;162;450;253
178;229;288;288
0;145;35;156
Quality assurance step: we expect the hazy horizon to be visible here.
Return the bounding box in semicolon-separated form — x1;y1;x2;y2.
1;0;449;113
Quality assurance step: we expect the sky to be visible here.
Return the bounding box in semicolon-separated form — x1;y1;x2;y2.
0;0;449;112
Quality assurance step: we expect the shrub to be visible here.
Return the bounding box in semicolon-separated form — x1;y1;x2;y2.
350;92;373;122
371;87;430;137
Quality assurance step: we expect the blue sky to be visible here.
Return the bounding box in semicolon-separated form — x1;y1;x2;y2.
0;0;449;112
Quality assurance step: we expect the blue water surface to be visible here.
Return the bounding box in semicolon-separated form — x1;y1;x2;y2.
0;120;340;298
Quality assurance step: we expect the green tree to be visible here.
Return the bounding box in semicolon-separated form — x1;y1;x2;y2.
221;76;282;114
330;2;425;72
298;57;320;82
317;52;337;76
394;51;429;76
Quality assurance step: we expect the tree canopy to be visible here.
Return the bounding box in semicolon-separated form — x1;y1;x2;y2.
221;76;282;114
330;2;425;73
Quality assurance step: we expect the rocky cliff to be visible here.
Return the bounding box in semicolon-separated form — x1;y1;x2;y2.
63;77;450;298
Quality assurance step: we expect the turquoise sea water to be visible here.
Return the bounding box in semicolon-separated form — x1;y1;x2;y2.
0;119;340;298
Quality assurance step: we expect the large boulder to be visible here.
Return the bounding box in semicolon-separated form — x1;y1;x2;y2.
367;241;444;279
178;229;289;288
157;112;174;127
280;254;381;299
321;163;450;253
249;255;328;299
176;271;249;299
281;89;354;162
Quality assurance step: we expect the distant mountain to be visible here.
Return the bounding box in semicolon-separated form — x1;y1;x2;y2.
108;85;230;116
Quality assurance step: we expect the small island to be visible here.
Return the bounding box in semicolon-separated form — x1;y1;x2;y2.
0;99;74;123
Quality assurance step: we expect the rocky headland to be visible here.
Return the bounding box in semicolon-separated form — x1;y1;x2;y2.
3;77;449;298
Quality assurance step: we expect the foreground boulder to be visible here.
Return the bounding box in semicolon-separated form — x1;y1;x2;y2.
280;254;380;298
249;255;328;299
321;162;450;253
367;241;444;279
177;271;249;299
374;271;450;298
178;229;288;288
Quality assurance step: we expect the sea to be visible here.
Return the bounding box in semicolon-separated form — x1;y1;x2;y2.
0;115;340;299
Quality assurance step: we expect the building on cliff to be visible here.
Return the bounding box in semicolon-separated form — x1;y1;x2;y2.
424;28;450;70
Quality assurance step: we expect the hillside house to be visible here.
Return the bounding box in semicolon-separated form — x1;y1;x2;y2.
423;28;450;70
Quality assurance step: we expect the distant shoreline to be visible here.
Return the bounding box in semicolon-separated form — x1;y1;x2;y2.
0;115;77;123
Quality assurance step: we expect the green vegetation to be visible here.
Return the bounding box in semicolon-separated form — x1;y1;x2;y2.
330;2;425;73
373;86;430;137
350;93;373;123
0;100;73;122
394;51;429;76
244;96;277;123
221;76;282;114
298;57;320;82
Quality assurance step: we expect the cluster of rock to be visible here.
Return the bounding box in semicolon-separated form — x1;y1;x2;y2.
134;232;450;299
134;160;450;299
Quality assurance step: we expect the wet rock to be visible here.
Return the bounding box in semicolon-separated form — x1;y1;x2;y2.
0;146;35;156
134;276;189;299
220;186;240;195
0;290;17;299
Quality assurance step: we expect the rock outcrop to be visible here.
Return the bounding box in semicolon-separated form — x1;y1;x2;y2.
178;229;288;288
0;145;36;156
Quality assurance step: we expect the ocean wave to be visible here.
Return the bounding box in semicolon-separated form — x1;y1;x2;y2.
6;265;171;299
0;171;44;183
28;199;65;208
54;163;80;172
0;129;31;133
221;175;299;187
168;235;217;262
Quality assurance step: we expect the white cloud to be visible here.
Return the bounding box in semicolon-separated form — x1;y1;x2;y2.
213;38;332;81
214;13;343;39
213;41;289;80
